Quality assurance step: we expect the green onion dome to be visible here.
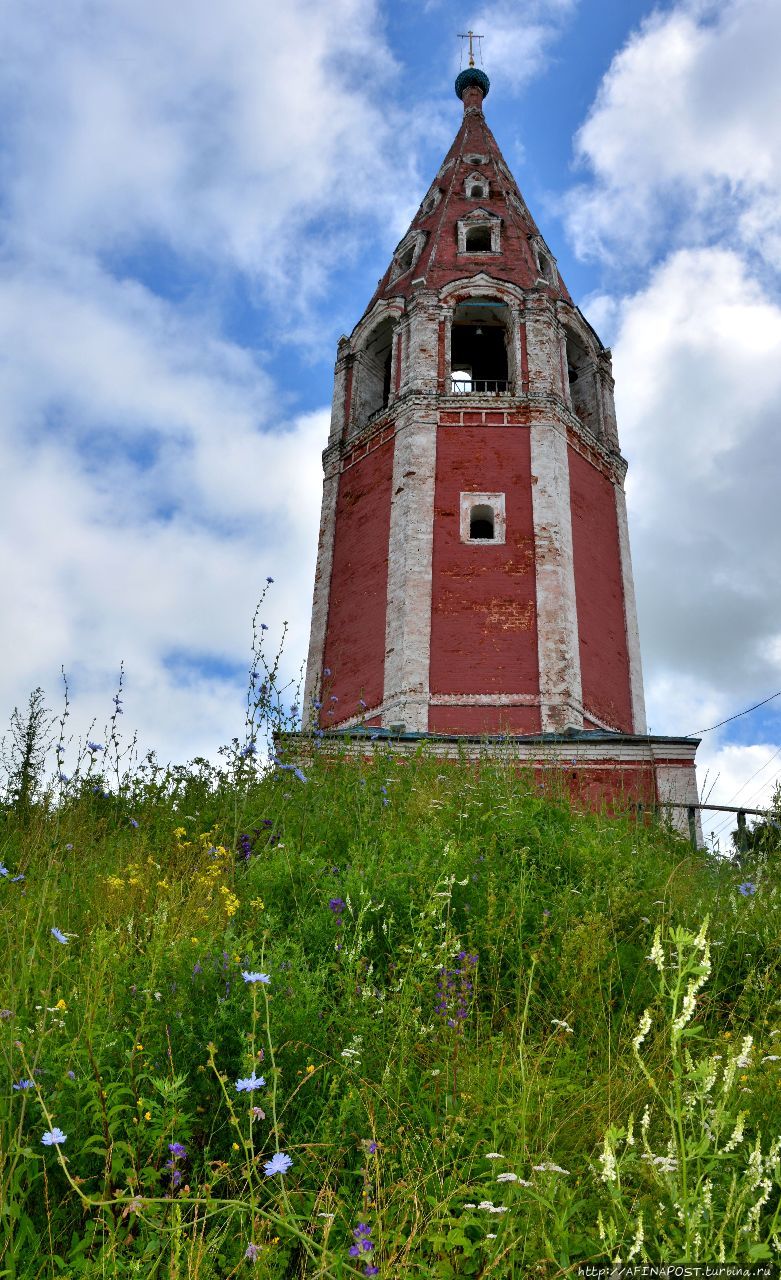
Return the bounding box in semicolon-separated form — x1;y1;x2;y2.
455;68;490;101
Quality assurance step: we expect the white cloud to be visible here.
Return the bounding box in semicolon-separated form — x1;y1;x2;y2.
467;0;577;92
564;0;781;270
611;246;781;706
1;0;422;315
0;254;325;767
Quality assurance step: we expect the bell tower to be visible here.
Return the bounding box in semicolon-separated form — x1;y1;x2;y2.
305;65;648;741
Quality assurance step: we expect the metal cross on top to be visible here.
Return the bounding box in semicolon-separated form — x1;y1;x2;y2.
458;29;483;68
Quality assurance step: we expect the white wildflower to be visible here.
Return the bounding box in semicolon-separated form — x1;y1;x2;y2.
533;1161;570;1174
647;926;665;971
723;1110;747;1153
673;987;698;1034
487;1205;509;1214
633;1008;652;1053
641;1105;651;1135
317;1212;334;1220
463;1203;477;1209
477;1200;495;1210
486;1232;497;1239
485;1152;504;1159
598;1134;617;1184
694;916;709;950
627;1212;644;1261
736;1035;754;1069
551;1018;574;1033
597;1210;606;1243
496;1172;518;1183
625;1115;635;1147
762;1055;780;1063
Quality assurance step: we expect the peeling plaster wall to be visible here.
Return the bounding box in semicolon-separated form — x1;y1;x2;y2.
428;425;540;731
320;441;394;727
568;446;633;731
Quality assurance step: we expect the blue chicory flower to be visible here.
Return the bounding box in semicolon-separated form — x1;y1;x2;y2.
41;1128;67;1146
241;971;270;984
235;1072;266;1093
263;1151;292;1176
13;1079;34;1090
738;882;757;896
51;927;68;944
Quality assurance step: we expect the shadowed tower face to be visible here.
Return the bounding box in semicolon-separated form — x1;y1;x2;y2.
304;66;647;739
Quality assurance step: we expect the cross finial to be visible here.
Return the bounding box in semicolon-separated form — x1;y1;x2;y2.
458;30;483;68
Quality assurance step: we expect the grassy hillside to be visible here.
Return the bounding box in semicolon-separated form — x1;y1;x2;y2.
1;742;780;1277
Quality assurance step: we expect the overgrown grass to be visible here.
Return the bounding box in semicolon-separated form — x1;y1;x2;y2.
1;745;780;1276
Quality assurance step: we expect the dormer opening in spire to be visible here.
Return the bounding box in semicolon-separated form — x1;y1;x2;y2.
450;299;509;394
465;171;489;200
390;230;426;282
458;209;501;255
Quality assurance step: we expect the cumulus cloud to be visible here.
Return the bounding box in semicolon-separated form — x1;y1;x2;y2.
564;0;781;271
466;0;578;92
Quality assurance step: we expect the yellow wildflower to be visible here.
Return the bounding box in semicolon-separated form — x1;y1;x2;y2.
135;1043;143;1051
55;999;67;1011
306;1064;315;1074
250;897;265;912
232;1142;240;1152
144;1110;152;1121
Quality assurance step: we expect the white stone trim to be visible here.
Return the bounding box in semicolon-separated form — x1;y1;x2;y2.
459;492;506;544
614;482;647;733
382;415;437;731
303;465;340;716
655;763;702;842
530;419;583;731
457;210;502;255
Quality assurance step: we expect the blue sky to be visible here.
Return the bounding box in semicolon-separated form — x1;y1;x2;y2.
1;0;780;847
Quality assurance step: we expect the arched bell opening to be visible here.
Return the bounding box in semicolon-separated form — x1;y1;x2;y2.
565;328;600;437
353;316;395;430
450;299;509;394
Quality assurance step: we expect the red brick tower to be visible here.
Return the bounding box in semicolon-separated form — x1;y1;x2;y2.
306;66;647;737
302;68;699;829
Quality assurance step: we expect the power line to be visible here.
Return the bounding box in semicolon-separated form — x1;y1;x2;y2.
691;688;781;737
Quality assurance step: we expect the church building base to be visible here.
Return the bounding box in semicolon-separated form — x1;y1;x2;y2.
278;729;702;844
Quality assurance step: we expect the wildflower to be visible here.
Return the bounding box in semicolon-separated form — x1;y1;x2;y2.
551;1018;574;1033
129;818;139;829
0;865;7;877
485;1152;504;1159
263;1151;293;1176
532;1161;569;1174
736;1035;754;1068
364;1269;379;1278
245;1243;260;1262
13;1079;34;1091
738;882;757;896
723;1111;747;1152
67;1070;75;1080
241;971;270;985
235;1073;265;1092
633;1008;653;1054
762;1055;781;1063
168;1142;187;1158
41;1128;67;1146
293;767;307;784
598;1134;617;1184
266;576;274;583
0;1010;12;1020
496;1171;519;1182
647;926;665;972
51;927;68;944
144;1111;151;1121
251;1106;266;1119
86;741;103;752
11;874;24;883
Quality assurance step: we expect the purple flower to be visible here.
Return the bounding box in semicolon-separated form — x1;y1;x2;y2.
241;971;270;985
168;1141;187;1158
11;874;24;883
263;1150;292;1176
323;667;331;676
260;623;268;631
367;1141;378;1154
245;1243;260;1262
86;741;103;752
51;927;68;944
0;1010;12;1020
129;818;139;829
0;864;7;877
67;1070;76;1080
235;1072;265;1092
41;1128;67;1146
364;1268;379;1277
293;767;308;783
13;1079;34;1090
738;882;757;896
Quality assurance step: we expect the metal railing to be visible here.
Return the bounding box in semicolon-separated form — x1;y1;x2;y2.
638;801;781;852
450;378;509;395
